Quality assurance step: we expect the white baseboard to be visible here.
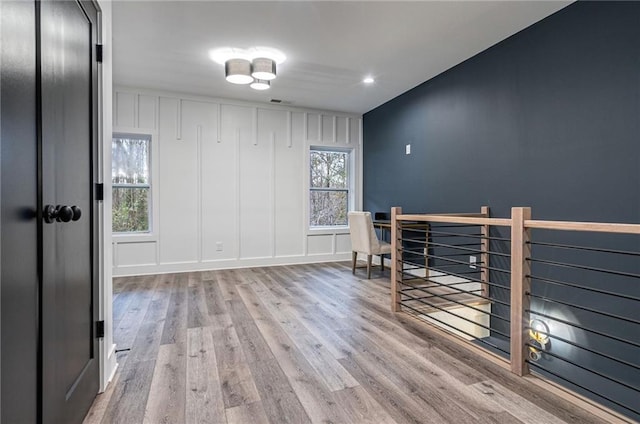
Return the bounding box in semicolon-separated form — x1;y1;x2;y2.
101;343;118;393
113;252;351;277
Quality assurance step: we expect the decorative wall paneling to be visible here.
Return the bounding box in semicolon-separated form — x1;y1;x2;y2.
112;89;362;276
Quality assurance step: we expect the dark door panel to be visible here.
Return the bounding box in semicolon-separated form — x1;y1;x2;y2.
39;0;100;422
0;1;40;422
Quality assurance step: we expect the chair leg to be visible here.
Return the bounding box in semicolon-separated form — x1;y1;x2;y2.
367;255;372;279
352;251;357;274
380;254;385;272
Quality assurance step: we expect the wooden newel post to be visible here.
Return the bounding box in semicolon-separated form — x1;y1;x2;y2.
480;206;490;298
391;206;402;312
510;207;531;376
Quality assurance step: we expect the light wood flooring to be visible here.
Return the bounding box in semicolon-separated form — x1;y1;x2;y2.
84;262;604;424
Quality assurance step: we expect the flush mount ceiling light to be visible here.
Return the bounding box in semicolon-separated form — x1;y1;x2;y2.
363;76;375;84
250;79;270;90
251;58;276;81
225;58;253;84
210;46;286;90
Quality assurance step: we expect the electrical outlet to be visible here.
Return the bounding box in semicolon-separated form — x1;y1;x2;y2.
469;256;477;269
216;242;223;252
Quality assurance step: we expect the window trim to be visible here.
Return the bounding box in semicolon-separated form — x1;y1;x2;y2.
112;129;157;239
308;146;354;229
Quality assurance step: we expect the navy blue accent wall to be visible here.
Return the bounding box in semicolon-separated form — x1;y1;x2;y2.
363;1;639;420
364;1;639;223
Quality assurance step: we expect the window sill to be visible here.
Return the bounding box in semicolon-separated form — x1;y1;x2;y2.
308;226;350;235
112;232;157;243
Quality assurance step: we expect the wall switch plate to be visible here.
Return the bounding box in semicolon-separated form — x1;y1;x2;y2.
216;242;223;251
405;144;411;155
470;256;477;269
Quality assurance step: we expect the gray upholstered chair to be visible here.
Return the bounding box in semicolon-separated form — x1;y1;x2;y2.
347;211;392;279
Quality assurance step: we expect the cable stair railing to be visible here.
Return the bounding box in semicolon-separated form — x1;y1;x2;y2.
390;206;640;423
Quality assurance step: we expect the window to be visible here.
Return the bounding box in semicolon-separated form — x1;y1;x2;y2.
309;148;351;227
112;133;151;233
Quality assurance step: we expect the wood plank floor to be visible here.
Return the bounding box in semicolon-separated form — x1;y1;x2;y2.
84;262;604;424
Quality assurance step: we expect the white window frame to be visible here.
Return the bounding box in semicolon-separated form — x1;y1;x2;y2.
111;129;159;241
308;146;355;230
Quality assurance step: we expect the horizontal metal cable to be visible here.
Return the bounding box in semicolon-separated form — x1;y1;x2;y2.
428;224;480;229
529;274;640;302
427;262;481;270
420;230;483;236
404;240;511;258
433;253;480;258
527;293;640;325
400;278;482;290
429;268;481;276
428;229;512;242
527;257;640;280
414;252;512;275
402;303;512;356
401;286;511;322
403;290;482;298
400;237;430;245
524;342;640;393
528;310;640;349
527;362;639;416
404;228;513;244
401;298;511;340
392;227;431;234
527;240;640;257
412;265;510;290
414;254;483;267
399;260;512;291
399;268;511;306
438;243;482;248
401;248;479;258
401;238;479;248
524;327;640;371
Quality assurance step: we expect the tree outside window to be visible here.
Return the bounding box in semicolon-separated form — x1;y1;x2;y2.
310;149;350;226
112;134;151;233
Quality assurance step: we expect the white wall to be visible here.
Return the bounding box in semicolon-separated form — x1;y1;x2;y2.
112;88;362;276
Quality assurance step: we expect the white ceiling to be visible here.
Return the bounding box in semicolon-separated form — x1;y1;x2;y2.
112;1;572;115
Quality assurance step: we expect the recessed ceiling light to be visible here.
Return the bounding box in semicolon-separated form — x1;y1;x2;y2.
363;76;375;84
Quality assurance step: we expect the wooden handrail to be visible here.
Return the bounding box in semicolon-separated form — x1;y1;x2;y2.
525;219;640;234
397;214;512;227
395;214;640;235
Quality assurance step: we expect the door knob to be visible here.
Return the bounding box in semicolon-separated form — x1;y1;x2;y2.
70;205;82;221
43;205;74;223
55;205;73;222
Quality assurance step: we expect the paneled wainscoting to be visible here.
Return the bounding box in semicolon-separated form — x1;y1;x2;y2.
84;263;603;424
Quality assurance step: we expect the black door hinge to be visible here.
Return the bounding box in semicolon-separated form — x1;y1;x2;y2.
96;320;105;338
95;183;104;201
96;44;103;63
